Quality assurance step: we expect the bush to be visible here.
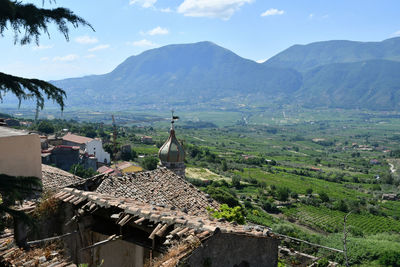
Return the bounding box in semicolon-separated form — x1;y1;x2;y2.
306;188;313;195
142;156;158;170
277;187;290;201
319;192;330;203
37;121;54;134
379;250;400;267
208;204;245;224
231;176;241;189
204;186;240;207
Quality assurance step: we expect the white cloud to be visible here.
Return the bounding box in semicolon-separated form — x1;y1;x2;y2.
256;59;267;63
309;13;314;19
129;0;156;8
147;26;169;36
40;57;49;61
32;45;53;51
85;54;96;59
127;39;158;47
75;35;99;44
261;8;285;17
53;54;79;62
160;7;172;13
393;30;400;37
177;0;253;20
88;44;110;52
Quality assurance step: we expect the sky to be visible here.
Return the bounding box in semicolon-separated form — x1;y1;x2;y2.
1;0;400;80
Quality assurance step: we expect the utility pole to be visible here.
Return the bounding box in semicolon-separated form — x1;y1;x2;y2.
343;211;352;267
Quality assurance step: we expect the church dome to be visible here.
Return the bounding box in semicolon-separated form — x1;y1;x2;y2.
158;128;185;163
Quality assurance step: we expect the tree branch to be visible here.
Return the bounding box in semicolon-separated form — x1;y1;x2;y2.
0;72;66;111
0;0;94;45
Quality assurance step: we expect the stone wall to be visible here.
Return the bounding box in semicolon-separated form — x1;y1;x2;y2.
183;232;279;267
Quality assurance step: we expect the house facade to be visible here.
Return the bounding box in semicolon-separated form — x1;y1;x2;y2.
62;133;110;164
0;127;42;178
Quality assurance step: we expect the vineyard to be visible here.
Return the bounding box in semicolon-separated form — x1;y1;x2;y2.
284;204;400;234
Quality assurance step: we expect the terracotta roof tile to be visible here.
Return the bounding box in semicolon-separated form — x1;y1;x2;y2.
41;164;85;191
62;133;93;144
95;167;219;216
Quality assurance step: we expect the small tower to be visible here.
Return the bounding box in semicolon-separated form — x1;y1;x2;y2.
158;112;185;177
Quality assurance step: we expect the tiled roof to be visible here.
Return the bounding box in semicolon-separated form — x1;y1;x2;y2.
0;229;75;267
41;164;85;191
62;133;93;144
97;165;114;174
95;167;219;216
54;188;275;242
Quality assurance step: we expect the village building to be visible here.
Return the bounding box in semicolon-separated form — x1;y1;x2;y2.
141;135;153;144
62;132;110;164
0;126;42;178
158;119;185;177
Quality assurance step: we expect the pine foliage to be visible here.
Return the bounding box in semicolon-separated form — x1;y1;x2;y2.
0;0;93;45
0;0;93;112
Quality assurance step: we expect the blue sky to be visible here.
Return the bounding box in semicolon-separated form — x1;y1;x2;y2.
1;0;399;80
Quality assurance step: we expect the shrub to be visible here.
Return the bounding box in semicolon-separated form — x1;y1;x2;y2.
379;250;400;267
208;204;245;224
306;188;313;195
277;187;290;201
204;186;240;207
319;192;330;203
142;156;158;170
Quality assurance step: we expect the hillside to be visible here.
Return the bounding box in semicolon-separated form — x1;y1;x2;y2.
53;41;302;109
264;37;400;72
298;59;400;110
52;38;400;111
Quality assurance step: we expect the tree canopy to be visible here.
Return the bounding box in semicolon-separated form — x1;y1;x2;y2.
0;0;93;114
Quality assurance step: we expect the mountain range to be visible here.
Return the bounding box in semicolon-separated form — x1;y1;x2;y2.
52;37;400;111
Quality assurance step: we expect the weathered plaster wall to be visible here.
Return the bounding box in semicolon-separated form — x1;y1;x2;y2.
91;232;145;267
0;133;42;178
184;232;279;267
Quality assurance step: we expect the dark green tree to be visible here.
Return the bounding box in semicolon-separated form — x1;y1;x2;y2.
69;164;97;178
142;157;158;170
37;120;54;134
0;0;93;117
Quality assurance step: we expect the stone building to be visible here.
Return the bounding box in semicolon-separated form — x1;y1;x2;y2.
158;118;185;177
0;126;42;178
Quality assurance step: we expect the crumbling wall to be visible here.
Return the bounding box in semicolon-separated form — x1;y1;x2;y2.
183;232;279;267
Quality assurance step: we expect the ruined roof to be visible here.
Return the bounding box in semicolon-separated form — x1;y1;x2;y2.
62;133;93;144
95;167;219;216
0;229;75;266
41;164;85;191
54;188;274;241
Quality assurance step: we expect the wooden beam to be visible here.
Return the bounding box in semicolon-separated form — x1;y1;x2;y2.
149;224;163;240
81;234;121;251
155;224;169;237
134;217;145;225
118;215;133;226
27;231;78;245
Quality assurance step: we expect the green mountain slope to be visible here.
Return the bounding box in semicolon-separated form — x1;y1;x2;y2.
264;37;400;72
298;59;400;110
53;41;302;109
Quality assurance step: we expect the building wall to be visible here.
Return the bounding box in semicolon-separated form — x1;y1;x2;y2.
184;232;279;267
91;232;145;267
50;147;79;171
63;140;85;150
86;139;110;164
0;133;42;178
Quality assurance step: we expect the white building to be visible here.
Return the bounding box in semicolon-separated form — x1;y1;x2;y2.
62;133;110;164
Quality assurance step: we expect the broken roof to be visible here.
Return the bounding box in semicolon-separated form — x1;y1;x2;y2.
0;229;75;267
41;164;85;191
55;188;274;241
62;133;93;144
95;167;219;216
